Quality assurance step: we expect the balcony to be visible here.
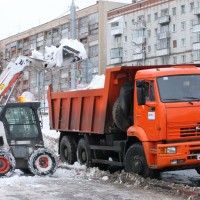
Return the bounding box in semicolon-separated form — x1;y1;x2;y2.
132;53;145;61
112;42;123;49
193;7;200;15
157;15;170;24
133;21;146;29
192;33;200;43
157;31;170;39
132;37;146;45
156;48;170;56
110;57;122;64
192;50;200;62
111;26;123;36
193;43;200;50
109;16;123;36
193;24;200;32
89;35;98;42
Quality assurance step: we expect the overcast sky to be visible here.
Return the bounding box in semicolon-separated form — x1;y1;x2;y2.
0;0;131;40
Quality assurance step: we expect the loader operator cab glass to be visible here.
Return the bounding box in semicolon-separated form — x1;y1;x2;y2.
157;75;200;102
4;107;39;139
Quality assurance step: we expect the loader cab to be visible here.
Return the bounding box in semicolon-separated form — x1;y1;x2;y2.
0;102;44;146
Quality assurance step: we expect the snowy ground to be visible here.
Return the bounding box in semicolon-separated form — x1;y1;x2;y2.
0;116;199;200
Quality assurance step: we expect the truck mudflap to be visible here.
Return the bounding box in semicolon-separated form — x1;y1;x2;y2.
156;141;200;169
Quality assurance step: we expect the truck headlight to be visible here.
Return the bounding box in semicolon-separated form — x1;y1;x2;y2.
167;147;176;154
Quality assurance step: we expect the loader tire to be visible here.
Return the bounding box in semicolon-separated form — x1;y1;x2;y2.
0;151;16;177
60;135;77;164
28;148;58;176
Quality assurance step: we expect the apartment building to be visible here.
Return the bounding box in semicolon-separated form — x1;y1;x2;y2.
107;0;200;66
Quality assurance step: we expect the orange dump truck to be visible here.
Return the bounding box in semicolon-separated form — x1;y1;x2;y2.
48;65;200;177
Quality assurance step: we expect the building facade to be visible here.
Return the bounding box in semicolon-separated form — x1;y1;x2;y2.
107;0;200;66
0;1;126;102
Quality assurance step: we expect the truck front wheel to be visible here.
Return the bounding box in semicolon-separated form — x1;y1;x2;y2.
125;144;154;178
60;136;77;164
77;138;91;167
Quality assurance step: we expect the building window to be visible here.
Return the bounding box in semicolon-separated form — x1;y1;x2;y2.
110;48;123;59
181;38;186;47
132;19;135;25
154;28;158;36
172;7;176;16
124;21;127;28
89;45;98;57
181;21;186;30
154;59;158;65
173;56;177;64
190;2;194;11
172;24;176;32
190;19;195;29
124;50;128;57
147;14;151;23
114;34;122;43
173;40;177;48
147;30;151;37
147;45;151;53
181;5;185;14
182;55;186;63
154;12;158;20
124;36;127;42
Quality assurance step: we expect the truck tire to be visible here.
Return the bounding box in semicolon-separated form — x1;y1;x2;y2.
0;151;16;177
195;167;200;175
119;81;133;118
60;136;77;164
125;144;154;178
112;98;131;132
28;148;58;176
77;138;91;167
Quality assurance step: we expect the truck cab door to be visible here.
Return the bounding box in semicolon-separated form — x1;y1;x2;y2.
135;80;160;141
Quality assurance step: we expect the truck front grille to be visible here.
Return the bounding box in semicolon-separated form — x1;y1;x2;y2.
180;122;200;137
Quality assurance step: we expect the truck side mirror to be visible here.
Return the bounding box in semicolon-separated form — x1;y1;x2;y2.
136;80;146;105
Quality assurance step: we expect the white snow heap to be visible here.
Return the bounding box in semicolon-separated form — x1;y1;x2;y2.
31;38;87;68
20;91;35;102
83;75;105;90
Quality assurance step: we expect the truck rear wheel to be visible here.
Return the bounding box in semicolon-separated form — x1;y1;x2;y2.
28;148;58;176
0;151;16;177
77;138;91;167
60;136;77;164
125;144;154;178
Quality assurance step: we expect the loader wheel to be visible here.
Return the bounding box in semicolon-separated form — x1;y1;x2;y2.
28;148;58;176
0;151;16;177
77;138;91;167
60;136;77;164
125;144;155;178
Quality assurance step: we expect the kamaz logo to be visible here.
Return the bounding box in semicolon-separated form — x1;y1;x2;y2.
196;126;200;131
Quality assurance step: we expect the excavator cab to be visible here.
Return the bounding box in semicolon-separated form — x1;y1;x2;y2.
0;102;58;177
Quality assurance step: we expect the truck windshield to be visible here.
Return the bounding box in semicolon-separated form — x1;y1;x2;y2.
5;107;39;139
157;75;200;102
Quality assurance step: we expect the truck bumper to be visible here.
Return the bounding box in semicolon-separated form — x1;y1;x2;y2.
156;141;200;169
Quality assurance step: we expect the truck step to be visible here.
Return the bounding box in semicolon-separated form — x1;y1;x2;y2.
92;159;123;167
90;145;121;152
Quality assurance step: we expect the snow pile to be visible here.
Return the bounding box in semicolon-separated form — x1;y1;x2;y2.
20;91;35;102
31;38;87;68
76;74;105;90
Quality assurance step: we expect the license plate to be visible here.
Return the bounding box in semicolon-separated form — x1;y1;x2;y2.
197;155;200;160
